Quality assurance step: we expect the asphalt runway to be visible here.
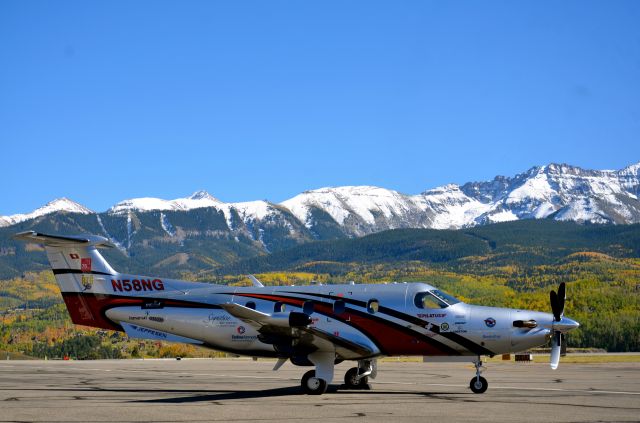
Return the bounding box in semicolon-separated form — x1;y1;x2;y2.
0;359;638;423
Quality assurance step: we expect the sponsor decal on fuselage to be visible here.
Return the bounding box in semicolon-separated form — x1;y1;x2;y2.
81;274;93;291
453;321;468;333
130;325;168;339
482;334;501;340
81;258;92;272
417;313;447;319
206;314;234;326
230;325;257;341
484;317;496;328
111;278;165;292
128;311;164;323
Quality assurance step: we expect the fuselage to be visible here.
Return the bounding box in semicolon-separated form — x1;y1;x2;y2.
70;273;564;360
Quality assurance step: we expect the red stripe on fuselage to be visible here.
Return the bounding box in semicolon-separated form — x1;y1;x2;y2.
234;293;454;356
62;293;132;330
61;293;218;331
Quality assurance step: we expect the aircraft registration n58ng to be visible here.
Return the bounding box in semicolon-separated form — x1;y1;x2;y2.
14;231;580;395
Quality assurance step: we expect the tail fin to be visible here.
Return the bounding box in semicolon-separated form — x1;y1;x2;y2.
13;231;120;329
13;231;117;278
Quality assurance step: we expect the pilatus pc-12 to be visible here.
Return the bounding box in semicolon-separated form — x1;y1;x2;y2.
14;231;579;395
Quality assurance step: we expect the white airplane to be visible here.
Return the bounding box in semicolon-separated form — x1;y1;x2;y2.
14;231;580;395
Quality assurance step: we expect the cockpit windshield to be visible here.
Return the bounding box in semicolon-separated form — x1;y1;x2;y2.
414;290;461;309
430;290;461;306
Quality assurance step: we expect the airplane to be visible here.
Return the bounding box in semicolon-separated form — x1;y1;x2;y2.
13;231;580;395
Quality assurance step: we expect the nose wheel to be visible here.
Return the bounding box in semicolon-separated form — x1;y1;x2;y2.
343;359;375;390
344;367;371;390
469;357;488;394
470;376;488;393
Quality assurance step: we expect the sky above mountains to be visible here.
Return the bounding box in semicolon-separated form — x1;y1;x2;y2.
1;1;639;215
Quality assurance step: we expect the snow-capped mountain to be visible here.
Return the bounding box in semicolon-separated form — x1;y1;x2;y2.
2;162;639;245
282;186;435;236
280;162;640;234
0;198;93;227
456;163;640;226
109;190;223;213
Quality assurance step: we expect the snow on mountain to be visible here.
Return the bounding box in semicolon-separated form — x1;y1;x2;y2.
3;161;640;236
281;161;640;232
0;198;93;227
173;190;224;211
554;197;610;224
466;163;640;225
108;190;222;214
281;186;432;236
417;184;491;229
230;201;275;221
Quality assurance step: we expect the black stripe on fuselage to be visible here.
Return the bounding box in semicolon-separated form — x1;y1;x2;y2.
52;269;114;276
234;292;461;356
285;291;495;356
62;292;223;309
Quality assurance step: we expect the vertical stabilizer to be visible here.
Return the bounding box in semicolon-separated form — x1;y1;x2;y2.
13;231;120;329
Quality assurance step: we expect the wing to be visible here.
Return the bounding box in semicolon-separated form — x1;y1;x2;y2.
220;303;376;359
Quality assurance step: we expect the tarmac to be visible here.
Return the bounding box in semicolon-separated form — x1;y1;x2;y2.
0;358;638;422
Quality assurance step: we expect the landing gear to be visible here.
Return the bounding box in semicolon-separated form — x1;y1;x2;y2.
343;359;375;390
470;357;488;394
470;376;488;393
301;351;334;395
344;367;370;389
301;370;328;395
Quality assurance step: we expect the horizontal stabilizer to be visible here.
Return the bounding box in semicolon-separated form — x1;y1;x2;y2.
13;231;114;248
121;323;203;344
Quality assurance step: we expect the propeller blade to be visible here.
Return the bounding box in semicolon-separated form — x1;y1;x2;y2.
550;331;562;370
557;282;566;318
550;290;560;321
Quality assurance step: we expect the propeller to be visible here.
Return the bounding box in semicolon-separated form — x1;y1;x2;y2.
550;282;565;322
550;331;562;370
549;282;566;370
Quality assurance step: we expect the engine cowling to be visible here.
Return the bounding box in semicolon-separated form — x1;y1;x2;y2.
263;311;312;328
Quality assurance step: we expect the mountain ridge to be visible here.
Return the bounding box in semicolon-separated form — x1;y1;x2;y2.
1;161;639;263
4;161;640;230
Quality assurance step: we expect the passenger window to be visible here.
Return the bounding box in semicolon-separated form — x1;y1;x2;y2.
245;301;256;310
303;301;314;315
333;300;346;314
367;299;379;314
274;301;285;313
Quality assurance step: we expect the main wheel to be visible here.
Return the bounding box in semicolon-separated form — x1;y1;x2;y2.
301;370;328;395
344;367;369;390
469;376;488;394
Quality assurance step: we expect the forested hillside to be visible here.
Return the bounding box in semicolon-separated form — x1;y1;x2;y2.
1;220;639;357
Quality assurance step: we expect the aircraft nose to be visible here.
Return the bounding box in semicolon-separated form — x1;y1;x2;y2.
554;316;580;332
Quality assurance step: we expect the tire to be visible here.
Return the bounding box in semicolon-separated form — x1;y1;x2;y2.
301;370;328;395
469;376;488;394
344;367;369;389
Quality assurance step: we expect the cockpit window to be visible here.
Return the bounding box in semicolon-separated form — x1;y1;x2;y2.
414;290;460;309
431;290;460;305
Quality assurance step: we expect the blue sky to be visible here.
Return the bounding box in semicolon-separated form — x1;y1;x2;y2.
1;1;639;214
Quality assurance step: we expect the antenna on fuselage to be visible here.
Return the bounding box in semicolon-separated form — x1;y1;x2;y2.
248;275;264;288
